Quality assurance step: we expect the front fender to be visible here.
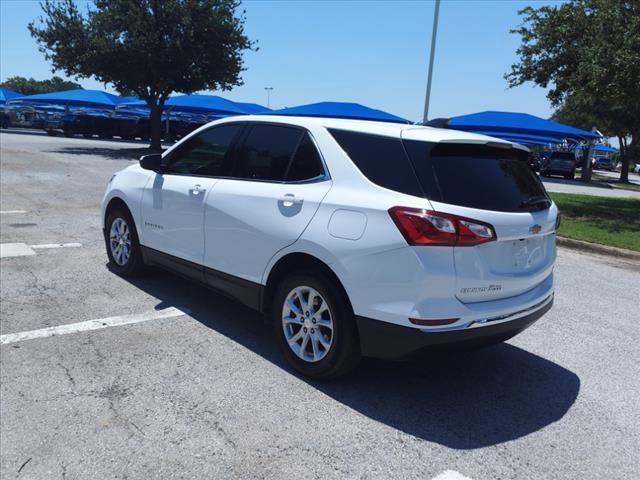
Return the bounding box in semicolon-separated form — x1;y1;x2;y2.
101;165;154;235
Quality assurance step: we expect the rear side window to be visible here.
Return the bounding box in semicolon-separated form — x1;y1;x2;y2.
286;133;325;181
404;141;549;212
233;124;302;181
550;152;575;161
165;124;242;176
329;129;423;197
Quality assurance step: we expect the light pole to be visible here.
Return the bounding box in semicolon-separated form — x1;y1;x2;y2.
422;0;440;123
264;87;274;108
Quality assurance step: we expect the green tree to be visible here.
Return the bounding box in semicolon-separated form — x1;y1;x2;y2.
552;93;634;177
29;0;254;150
506;0;640;183
0;75;82;95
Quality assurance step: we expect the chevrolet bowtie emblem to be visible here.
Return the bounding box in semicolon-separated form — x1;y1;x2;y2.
529;224;542;234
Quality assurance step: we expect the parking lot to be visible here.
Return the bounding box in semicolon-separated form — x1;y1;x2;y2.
1;131;639;479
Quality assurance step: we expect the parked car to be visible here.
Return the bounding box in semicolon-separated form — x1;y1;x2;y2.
540;151;577;179
0;108;10;129
634;164;640;174
102;116;557;378
592;156;615;171
528;152;542;172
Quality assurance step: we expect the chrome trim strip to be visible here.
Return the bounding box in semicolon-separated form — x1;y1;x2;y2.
467;293;554;329
419;293;554;333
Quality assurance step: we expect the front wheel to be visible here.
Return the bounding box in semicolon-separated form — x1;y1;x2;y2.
272;272;360;379
105;209;145;276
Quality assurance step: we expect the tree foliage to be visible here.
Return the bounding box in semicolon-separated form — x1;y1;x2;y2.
506;0;640;182
0;75;82;95
29;0;254;150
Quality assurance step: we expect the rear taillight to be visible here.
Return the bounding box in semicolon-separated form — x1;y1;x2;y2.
388;207;496;247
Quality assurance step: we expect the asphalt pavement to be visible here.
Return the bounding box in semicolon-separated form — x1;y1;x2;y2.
1;131;639;479
542;175;640;198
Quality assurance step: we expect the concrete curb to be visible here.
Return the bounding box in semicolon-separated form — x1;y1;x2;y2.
557;236;640;262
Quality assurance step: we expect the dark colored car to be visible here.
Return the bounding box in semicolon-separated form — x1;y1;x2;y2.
592;157;615;171
540;151;577;179
0;108;10;129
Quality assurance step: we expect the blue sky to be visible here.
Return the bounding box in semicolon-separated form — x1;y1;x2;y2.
0;0;562;122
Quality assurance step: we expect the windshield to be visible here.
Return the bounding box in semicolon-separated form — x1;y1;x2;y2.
403;141;550;213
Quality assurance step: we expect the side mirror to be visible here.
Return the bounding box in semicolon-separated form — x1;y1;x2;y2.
139;153;163;172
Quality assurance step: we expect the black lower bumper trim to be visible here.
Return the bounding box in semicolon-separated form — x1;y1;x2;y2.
356;298;553;360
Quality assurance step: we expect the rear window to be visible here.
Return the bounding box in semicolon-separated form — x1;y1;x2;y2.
329;129;423;197
549;152;575;161
404;142;549;212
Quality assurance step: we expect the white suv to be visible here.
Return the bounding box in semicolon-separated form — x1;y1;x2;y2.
102;115;557;378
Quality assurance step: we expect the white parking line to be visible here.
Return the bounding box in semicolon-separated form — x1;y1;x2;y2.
432;471;474;480
0;210;27;214
31;242;83;249
0;307;189;345
0;242;83;258
0;243;36;258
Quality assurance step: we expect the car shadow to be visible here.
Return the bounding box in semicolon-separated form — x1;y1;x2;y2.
121;268;580;450
45;146;160;161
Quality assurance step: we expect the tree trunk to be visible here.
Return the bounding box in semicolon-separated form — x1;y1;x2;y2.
618;135;629;183
581;141;594;182
148;103;163;152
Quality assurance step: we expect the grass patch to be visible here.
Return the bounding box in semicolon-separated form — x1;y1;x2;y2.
549;192;640;251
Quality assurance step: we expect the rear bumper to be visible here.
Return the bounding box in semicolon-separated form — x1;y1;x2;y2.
356;295;553;360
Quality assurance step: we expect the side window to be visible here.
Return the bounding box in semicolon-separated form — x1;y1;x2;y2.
233;124;302;181
165;124;242;176
286;132;325;181
329;129;423;197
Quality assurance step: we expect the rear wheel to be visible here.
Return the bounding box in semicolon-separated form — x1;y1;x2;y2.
105;208;145;276
272;272;360;379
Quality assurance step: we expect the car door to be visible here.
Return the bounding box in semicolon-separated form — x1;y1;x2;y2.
139;123;244;266
204;123;332;286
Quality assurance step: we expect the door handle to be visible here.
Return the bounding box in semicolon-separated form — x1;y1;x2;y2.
190;184;205;195
279;194;303;206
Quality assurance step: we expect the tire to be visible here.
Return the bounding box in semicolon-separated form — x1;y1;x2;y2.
104;208;145;276
272;271;360;379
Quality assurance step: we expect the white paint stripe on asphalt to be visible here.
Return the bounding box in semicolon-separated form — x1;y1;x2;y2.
432;471;474;480
0;210;27;214
0;307;189;345
0;243;36;258
31;242;83;249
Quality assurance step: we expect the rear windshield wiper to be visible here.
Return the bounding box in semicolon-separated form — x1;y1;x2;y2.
520;196;551;210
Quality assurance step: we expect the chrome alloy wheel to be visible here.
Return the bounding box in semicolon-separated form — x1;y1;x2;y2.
109;217;131;266
282;286;334;363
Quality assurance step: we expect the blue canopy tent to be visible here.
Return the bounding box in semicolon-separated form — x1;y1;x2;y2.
8;89;125;108
468;130;565;145
593;144;618;153
265;102;410;124
0;87;23;104
233;101;271;114
426;111;600;142
120;94;249;115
